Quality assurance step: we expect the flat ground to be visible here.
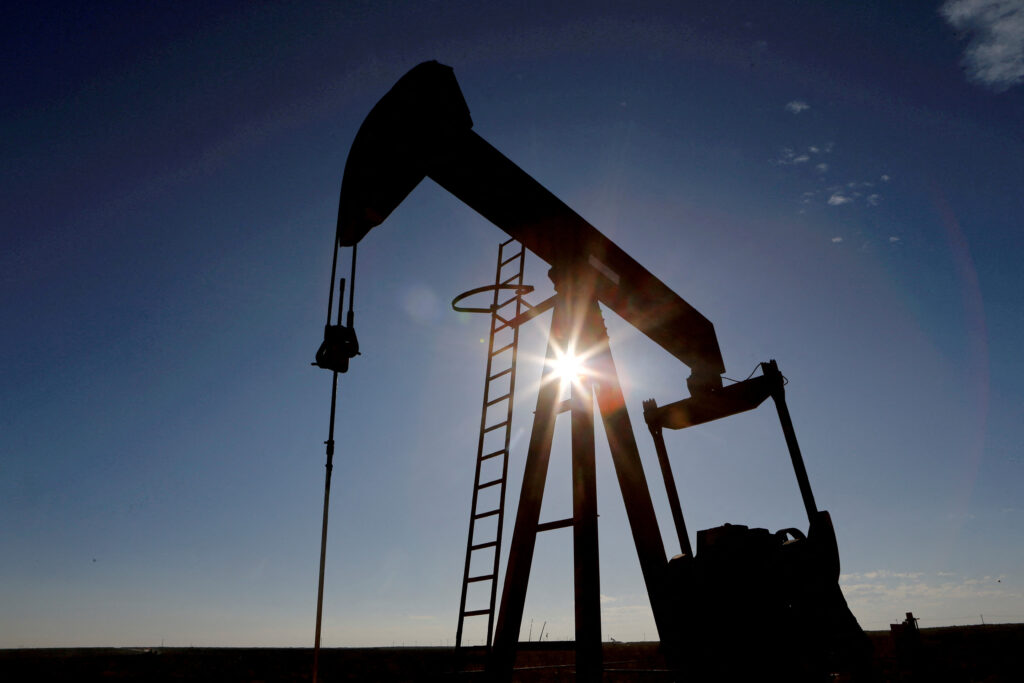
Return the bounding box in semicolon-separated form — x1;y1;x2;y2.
3;624;1022;682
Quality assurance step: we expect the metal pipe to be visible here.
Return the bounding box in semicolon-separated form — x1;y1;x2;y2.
324;240;340;327
313;277;346;683
346;244;357;328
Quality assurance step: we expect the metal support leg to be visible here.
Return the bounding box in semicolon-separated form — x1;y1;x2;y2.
490;288;669;679
586;302;672;641
571;376;601;681
643;400;693;558
488;296;568;679
762;360;818;524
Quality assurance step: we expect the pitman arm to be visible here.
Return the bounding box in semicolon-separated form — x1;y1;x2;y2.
335;61;725;390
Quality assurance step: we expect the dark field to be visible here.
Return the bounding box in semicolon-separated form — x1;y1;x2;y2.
3;624;1022;682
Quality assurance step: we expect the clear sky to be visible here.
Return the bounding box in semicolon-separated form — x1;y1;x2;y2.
3;0;1023;648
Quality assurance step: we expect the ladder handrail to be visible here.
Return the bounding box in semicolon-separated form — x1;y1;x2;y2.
455;240;530;649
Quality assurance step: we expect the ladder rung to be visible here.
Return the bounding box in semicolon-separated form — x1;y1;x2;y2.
537;517;574;533
486;393;511;407
480;449;506;462
500;274;520;286
489;368;512;381
470;541;497;551
499;237;516;248
463;608;491;617
467;574;495;583
500;252;521;267
483;420;509;434
478;478;503;490
557;399;571;414
474;508;501;519
492;343;514;356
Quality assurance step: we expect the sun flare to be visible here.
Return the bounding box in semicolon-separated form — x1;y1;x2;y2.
547;345;595;393
551;348;584;382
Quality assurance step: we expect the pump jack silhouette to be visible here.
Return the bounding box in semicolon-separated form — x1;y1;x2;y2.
314;61;871;681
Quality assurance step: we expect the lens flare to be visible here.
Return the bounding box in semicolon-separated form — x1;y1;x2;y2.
551;347;584;383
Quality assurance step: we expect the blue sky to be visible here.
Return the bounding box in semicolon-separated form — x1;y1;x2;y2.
3;1;1023;647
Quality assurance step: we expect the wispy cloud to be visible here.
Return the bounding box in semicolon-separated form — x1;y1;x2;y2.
832;236;844;243
818;181;883;208
773;147;808;165
773;143;831;166
770;143;889;211
839;570;1021;628
785;100;810;113
941;0;1024;91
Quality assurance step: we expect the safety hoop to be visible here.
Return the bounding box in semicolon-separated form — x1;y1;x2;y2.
451;284;535;314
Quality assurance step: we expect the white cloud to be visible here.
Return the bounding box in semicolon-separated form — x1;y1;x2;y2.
839;570;1023;629
889;236;901;242
816;163;829;172
773;143;834;166
941;0;1024;91
832;236;844;243
881;174;891;182
786;100;810;113
828;192;853;205
773;147;805;165
774;148;821;165
867;193;882;206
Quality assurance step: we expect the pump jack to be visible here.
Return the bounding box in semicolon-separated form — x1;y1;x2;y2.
315;61;870;680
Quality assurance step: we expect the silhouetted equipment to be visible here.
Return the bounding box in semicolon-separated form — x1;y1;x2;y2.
646;360;871;680
310;242;360;683
313;249;360;374
324;60;870;681
454;239;532;649
313;321;359;373
336;61;725;396
890;612;921;669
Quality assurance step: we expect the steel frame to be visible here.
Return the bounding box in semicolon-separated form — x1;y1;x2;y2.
487;273;670;681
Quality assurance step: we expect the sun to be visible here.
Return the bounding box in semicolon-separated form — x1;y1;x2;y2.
549;345;587;389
